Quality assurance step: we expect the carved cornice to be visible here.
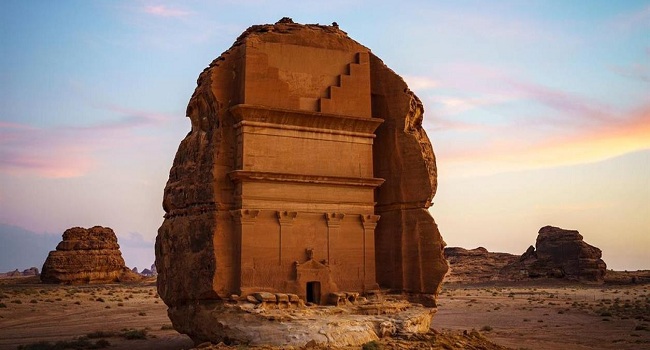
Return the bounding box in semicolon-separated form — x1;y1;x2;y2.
230;104;383;136
229;170;384;188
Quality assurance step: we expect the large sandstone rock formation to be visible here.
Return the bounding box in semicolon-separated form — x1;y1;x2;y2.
155;19;447;346
444;247;519;283
501;226;607;282
41;226;140;284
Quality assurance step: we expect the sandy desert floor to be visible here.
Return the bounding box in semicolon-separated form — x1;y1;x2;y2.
437;281;650;350
1;278;649;350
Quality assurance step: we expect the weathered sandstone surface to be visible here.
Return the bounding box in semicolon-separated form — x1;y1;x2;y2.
172;296;434;347
41;226;140;284
502;225;607;282
446;226;607;283
444;247;518;283
155;18;447;346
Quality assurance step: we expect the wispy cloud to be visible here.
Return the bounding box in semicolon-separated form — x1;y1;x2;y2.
437;103;650;178
423;62;650;177
403;75;439;91
610;4;650;31
143;5;192;18
0;108;175;178
611;62;650;83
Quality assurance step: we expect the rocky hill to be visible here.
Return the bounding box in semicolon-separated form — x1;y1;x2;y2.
446;226;609;283
41;226;141;284
444;247;519;283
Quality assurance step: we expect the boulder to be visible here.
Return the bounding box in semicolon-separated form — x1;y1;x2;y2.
155;18;446;345
501;226;607;282
41;226;141;284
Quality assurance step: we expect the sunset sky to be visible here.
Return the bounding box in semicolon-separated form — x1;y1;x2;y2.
1;1;648;271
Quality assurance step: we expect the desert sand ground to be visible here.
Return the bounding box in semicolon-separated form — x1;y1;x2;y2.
437;281;650;350
1;277;649;350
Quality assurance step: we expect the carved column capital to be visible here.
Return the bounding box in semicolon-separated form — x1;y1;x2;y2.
325;212;345;228
230;209;260;225
360;214;380;230
276;210;298;226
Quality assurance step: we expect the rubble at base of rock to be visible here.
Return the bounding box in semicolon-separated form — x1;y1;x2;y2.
170;293;435;348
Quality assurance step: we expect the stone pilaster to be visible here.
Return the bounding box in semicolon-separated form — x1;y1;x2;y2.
325;213;345;264
230;209;259;293
276;211;298;265
361;214;380;291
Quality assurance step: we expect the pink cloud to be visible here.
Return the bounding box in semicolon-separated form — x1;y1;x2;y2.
144;5;191;18
0;108;176;179
610;4;650;31
403;75;439;91
504;79;614;124
437;103;650;178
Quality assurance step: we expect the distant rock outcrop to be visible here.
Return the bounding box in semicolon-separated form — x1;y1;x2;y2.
444;247;519;283
22;267;39;276
501;226;607;282
41;226;141;284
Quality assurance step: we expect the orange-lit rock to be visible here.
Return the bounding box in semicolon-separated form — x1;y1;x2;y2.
41;226;139;284
155;18;448;345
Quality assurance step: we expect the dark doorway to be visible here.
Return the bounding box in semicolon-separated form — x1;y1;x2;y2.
306;281;321;304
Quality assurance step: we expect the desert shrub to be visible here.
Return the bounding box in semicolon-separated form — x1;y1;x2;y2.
11;299;22;304
0;302;6;308
121;328;147;340
480;325;493;332
16;337;109;350
362;340;382;350
95;298;105;303
138;312;146;316
17;341;54;350
86;331;115;339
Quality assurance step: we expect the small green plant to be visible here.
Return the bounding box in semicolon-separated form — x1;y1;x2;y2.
16;338;110;350
0;302;6;308
635;324;649;331
121;328;147;340
86;331;115;339
362;340;382;350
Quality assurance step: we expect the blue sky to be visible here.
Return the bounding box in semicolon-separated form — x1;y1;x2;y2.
1;1;648;271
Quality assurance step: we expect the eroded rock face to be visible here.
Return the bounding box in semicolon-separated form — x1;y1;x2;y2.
41;226;140;284
444;247;519;283
502;226;607;282
155;19;447;345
